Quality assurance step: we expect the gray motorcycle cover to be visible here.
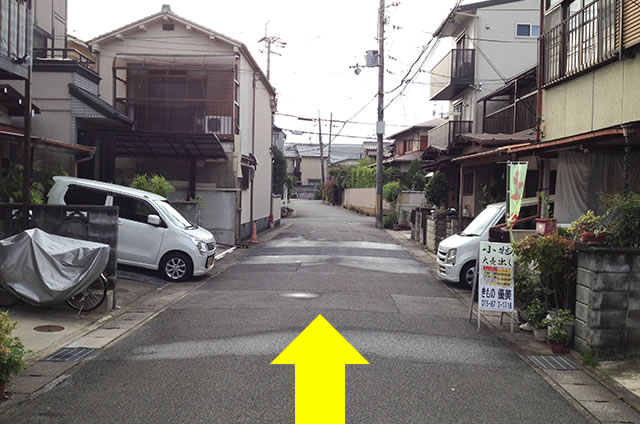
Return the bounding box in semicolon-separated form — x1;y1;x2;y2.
0;228;109;305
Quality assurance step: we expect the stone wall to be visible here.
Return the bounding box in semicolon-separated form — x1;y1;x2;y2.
575;246;640;356
426;213;447;253
172;201;201;226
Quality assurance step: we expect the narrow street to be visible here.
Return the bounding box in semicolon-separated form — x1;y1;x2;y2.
3;200;588;423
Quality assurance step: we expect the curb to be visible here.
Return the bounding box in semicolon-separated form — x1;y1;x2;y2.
385;229;638;424
0;223;292;416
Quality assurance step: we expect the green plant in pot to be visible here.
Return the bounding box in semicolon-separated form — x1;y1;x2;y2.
525;298;548;342
545;309;575;346
0;312;27;398
568;210;606;244
547;326;569;353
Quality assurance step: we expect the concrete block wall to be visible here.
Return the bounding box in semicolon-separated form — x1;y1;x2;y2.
426;213;447;253
575;246;640;356
172;201;201;226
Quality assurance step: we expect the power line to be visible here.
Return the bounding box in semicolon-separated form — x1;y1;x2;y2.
274;112;407;127
280;127;378;140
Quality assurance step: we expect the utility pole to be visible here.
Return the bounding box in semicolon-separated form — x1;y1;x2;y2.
375;0;386;229
318;112;325;184
328;112;333;165
258;21;286;81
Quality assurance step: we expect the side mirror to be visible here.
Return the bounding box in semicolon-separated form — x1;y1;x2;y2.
147;214;161;226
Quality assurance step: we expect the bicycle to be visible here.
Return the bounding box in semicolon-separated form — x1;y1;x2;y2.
0;273;108;313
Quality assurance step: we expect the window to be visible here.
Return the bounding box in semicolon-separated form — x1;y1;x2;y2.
112;195;158;224
463;172;474;195
516;24;540;38
162;23;175;31
64;185;107;206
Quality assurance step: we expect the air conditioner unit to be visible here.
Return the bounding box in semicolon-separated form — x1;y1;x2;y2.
204;115;233;134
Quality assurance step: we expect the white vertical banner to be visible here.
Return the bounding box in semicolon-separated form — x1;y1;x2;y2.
478;242;514;313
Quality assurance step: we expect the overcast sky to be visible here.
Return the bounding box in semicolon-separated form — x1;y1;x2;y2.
68;0;455;144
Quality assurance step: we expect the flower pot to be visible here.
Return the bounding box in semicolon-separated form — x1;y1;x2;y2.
533;327;547;342
535;218;557;236
580;231;606;244
548;341;565;354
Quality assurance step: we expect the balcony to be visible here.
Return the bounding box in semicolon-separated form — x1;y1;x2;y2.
33;48;96;69
430;49;475;101
0;0;32;80
115;98;236;138
541;0;618;87
483;93;537;134
427;120;473;150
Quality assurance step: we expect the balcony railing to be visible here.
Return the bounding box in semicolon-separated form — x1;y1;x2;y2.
483;94;536;134
430;49;475;101
541;0;618;86
115;98;236;136
427;120;473;150
33;48;96;69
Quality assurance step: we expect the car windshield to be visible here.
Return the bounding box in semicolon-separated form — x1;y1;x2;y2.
460;206;503;236
154;200;195;229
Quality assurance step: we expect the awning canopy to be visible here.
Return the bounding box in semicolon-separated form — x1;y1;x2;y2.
69;83;133;127
0;84;40;116
459;130;536;147
114;130;230;159
0;125;95;155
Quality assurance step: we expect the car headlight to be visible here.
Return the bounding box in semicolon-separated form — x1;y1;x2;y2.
191;237;207;256
445;248;457;265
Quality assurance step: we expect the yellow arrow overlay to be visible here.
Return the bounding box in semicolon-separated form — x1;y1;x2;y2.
272;314;369;423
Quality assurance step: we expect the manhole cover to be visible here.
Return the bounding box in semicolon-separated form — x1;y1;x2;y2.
528;355;577;370
44;347;95;362
279;292;320;299
33;325;65;333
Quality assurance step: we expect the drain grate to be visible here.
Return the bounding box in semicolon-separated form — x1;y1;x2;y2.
528;355;577;370
44;347;95;362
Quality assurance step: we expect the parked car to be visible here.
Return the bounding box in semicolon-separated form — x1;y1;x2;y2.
436;197;550;289
47;176;216;282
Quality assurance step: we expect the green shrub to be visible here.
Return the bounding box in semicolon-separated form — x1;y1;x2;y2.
580;350;600;367
0;312;27;383
271;146;287;196
547;327;569;344
384;166;402;185
424;170;448;208
130;174;175;198
383;209;398;229
383;181;402;204
314;185;323;200
404;160;426;191
601;193;640;248
524;298;547;329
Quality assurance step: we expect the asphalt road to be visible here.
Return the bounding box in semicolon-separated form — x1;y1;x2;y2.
4;200;588;423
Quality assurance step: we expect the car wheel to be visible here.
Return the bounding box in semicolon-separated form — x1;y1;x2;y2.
159;252;193;282
459;261;476;290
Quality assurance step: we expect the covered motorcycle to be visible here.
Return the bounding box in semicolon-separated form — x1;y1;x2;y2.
0;228;110;306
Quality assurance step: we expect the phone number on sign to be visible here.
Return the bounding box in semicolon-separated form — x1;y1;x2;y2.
480;300;512;310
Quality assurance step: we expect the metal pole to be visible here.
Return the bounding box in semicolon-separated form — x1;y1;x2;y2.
22;66;32;230
328;112;333;165
318;112;325;184
375;0;385;229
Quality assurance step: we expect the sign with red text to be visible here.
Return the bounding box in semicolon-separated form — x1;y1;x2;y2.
478;242;514;313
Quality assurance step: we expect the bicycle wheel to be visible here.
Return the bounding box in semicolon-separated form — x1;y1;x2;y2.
66;274;108;312
0;286;19;308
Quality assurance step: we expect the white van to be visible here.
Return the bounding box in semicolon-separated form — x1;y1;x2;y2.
47;176;216;282
436;197;550;289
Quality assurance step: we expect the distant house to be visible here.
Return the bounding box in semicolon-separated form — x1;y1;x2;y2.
361;141;392;160
385;118;447;175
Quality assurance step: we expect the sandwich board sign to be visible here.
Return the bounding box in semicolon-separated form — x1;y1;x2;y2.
476;241;515;332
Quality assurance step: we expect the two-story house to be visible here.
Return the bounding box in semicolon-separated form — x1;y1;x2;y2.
85;5;277;244
384;118;446;175
424;0;541;217
529;0;640;223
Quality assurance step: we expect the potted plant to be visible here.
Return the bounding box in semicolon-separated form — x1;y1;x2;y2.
547;326;569;353
535;192;557;236
545;309;575;346
525;298;548;342
0;312;27;398
568;210;606;244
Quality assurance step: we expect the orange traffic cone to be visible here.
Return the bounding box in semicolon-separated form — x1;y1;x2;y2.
249;222;258;244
